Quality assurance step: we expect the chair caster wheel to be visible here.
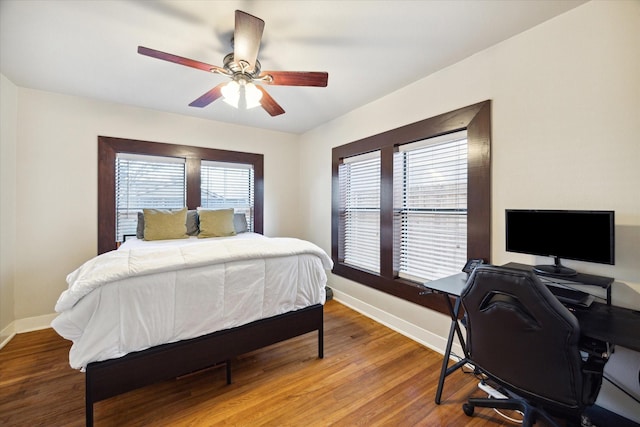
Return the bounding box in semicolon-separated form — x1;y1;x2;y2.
462;402;475;416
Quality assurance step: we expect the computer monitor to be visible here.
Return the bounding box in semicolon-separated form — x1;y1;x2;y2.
505;210;615;277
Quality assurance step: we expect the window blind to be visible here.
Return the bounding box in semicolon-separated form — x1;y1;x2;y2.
339;151;381;273
200;160;254;231
394;132;468;282
115;153;186;242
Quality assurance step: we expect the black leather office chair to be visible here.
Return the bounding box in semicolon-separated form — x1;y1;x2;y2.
460;266;605;427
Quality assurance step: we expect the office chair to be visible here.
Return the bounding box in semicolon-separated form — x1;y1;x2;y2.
460;266;606;427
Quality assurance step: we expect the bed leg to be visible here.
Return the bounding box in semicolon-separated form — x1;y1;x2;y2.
318;325;324;359
86;403;93;427
226;359;232;385
85;372;94;427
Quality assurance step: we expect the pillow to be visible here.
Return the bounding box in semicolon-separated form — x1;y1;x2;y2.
233;213;248;233
142;207;188;241
137;209;199;238
136;212;145;239
198;208;236;238
185;210;199;235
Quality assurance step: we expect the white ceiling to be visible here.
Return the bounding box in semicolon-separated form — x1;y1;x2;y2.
0;0;586;134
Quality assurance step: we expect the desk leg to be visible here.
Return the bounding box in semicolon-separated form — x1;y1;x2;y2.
435;294;468;404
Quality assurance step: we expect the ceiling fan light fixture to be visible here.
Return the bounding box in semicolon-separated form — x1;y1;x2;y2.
221;80;240;108
221;79;262;110
244;82;263;109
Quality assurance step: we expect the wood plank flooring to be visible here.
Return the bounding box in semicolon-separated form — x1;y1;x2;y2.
1;300;532;426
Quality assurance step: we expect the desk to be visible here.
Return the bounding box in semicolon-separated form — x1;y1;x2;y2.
504;262;614;305
427;269;640;404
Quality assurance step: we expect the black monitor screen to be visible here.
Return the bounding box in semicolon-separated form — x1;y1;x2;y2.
505;210;615;265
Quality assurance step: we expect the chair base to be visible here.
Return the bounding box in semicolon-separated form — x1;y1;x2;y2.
463;397;564;427
463;381;585;427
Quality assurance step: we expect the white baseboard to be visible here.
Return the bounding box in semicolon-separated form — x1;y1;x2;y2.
332;289;464;360
15;313;57;333
0;322;16;350
0;313;56;350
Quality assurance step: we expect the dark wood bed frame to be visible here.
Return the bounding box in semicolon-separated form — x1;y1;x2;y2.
85;304;324;426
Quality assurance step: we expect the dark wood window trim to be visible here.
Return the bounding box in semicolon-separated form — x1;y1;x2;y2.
98;136;264;255
331;100;491;314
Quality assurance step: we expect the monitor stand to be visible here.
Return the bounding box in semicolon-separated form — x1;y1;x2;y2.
533;256;577;277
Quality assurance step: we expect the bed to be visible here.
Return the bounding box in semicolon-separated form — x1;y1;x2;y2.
52;224;332;426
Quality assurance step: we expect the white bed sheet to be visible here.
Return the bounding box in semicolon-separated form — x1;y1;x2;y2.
51;234;332;369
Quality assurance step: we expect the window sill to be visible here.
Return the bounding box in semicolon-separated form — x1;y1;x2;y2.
332;262;456;316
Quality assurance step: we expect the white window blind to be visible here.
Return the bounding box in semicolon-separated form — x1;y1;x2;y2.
201;161;254;231
394;131;468;282
338;151;381;273
115;153;186;242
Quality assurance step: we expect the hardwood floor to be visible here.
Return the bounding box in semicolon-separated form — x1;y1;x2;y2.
1;300;529;426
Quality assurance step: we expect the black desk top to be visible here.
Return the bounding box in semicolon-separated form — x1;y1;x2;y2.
572;302;640;352
423;268;640;353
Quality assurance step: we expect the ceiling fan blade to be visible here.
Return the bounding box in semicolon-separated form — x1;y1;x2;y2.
138;46;224;73
257;86;285;116
233;10;264;72
259;71;328;87
189;83;226;108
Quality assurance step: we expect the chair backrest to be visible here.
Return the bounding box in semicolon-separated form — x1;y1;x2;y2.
461;266;584;412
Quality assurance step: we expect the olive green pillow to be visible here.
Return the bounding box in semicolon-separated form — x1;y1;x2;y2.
143;207;188;241
198;208;236;238
137;209;199;239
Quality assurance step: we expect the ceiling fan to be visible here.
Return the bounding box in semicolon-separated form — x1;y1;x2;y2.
138;10;328;117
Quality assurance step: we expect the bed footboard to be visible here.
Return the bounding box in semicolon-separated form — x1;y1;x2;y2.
85;304;323;426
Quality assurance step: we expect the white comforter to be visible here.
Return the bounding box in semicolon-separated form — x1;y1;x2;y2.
51;235;333;369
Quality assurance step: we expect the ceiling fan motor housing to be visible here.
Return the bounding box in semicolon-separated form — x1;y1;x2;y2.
223;53;261;79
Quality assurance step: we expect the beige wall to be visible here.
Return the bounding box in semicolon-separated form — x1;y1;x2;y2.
7;89;300;322
1;74;18;340
299;1;640;420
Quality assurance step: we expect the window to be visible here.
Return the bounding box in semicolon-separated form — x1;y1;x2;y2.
338;151;381;273
98;136;263;254
201;161;255;230
394;131;468;282
331;101;491;312
115;154;186;242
